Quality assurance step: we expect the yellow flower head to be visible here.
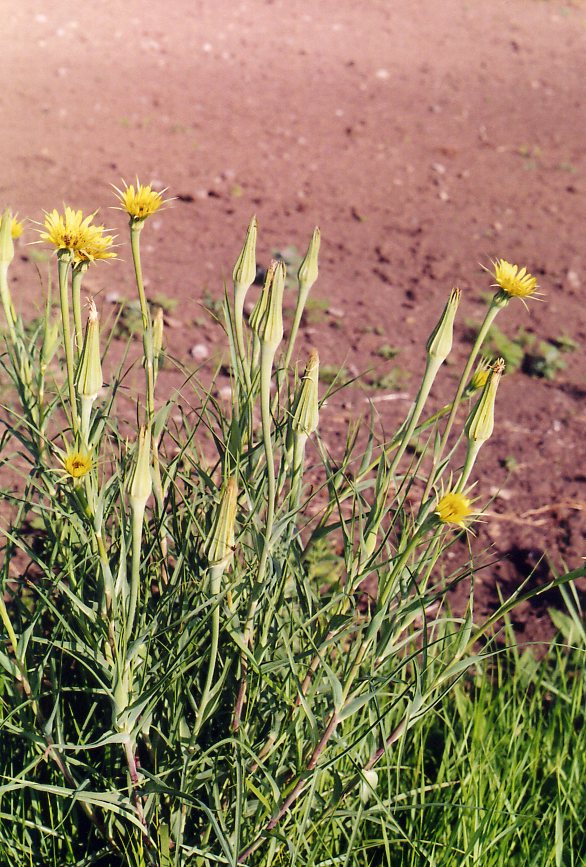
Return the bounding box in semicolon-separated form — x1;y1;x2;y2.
11;216;24;239
72;223;117;266
435;491;473;529
63;450;93;479
39;207;116;265
467;358;491;393
40;207;95;253
491;259;538;299
113;180;168;221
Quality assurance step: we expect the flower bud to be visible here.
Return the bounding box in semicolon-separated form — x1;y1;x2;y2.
297;227;320;291
465;357;491;396
0;208;15;267
206;477;238;569
77;299;103;402
249;259;285;351
464;357;505;444
426;287;461;364
292;349;320;436
128;426;152;509
232;215;258;291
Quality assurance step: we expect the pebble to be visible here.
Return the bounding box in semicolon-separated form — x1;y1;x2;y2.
566;269;580;289
190;343;210;362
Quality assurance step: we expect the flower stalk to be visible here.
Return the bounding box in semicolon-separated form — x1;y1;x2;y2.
285;227;320;368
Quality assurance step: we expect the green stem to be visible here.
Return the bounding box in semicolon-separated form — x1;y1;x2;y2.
71;266;84;358
422;302;501;501
130;224;149;332
191;564;223;740
234;283;252;391
388;356;443;477
58;257;78;434
127;502;145;642
284;282;310;369
232;343;277;730
0;262;18;347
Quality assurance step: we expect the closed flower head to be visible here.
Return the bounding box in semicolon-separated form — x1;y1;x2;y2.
206;477;238;569
233;215;258;290
113;179;169;222
249;259;285;351
435;491;473;528
292;349;320;437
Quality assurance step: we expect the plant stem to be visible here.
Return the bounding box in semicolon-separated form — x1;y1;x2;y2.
71;266;84;357
233;344;277;730
191;564;223;740
127;502;145;642
422;302;501;500
58;257;78;434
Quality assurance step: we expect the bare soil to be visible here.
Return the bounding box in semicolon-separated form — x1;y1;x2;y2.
1;0;585;643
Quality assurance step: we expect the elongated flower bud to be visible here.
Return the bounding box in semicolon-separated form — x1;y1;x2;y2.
298;227;320;291
249;259;285;351
292;349;320;436
233;215;258;291
0;208;14;267
77;299;102;402
426;287;461;364
464;357;505;444
128;426;152;510
206;477;238;569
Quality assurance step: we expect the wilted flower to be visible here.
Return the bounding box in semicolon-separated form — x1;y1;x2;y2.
113;179;168;222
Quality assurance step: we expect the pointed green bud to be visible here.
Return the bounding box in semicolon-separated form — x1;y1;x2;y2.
464;357;505;444
153;306;164;363
0;208;15;267
206;477;238;569
298;226;320;291
128;426;152;510
77;299;103;402
249;259;285;351
426;287;460;364
292;349;320;436
233;215;258;291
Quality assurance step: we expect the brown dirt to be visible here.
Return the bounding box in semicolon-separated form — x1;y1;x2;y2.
1;0;585;644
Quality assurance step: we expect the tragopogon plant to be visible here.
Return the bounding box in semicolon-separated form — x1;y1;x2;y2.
0;196;581;867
